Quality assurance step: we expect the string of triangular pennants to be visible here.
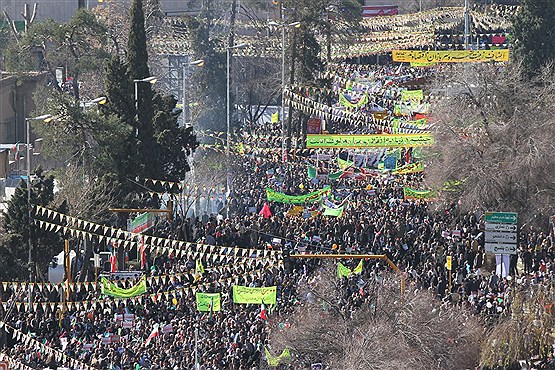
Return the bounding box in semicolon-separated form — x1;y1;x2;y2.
0;321;96;370
0;352;35;370
33;205;282;260
0;253;278;297
284;89;427;134
0;266;271;315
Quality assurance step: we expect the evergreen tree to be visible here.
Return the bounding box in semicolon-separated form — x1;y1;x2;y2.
127;0;156;177
0;168;65;281
512;0;555;77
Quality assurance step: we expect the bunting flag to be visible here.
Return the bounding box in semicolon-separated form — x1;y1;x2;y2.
232;286;277;304
196;292;221;312
264;347;292;367
403;187;436;200
101;276;147;298
266;186;331;204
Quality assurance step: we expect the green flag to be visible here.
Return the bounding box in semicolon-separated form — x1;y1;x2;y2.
323;204;344;217
337;262;352;278
308;166;317;179
337;157;354;170
196;292;221;312
265;347;292;367
352;260;363;275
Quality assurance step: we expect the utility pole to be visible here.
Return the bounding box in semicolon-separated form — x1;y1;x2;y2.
464;0;470;49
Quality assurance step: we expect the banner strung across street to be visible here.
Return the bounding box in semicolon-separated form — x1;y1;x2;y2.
403;187;436;200
306;134;434;148
101;276;147;298
196;292;221;312
392;49;509;63
233;285;277;304
266;186;331;204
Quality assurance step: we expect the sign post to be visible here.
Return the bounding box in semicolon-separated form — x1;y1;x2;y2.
485;212;517;277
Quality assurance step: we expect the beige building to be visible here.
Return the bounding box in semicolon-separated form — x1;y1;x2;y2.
0;72;46;178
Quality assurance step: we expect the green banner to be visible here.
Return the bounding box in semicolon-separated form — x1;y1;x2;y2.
265;347;292;367
233;286;277;304
392;118;428;129
392;162;424;175
101;276;147;298
196;292;221;312
403;187;436;200
266;186;331;204
401;89;423;102
306;134;434;148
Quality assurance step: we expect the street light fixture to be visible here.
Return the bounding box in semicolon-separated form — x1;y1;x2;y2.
226;42;248;217
25;113;53;306
268;20;301;161
133;76;157;112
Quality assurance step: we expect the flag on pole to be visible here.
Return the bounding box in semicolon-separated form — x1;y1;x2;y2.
260;301;267;321
195;259;204;281
145;324;160;346
271;111;279;123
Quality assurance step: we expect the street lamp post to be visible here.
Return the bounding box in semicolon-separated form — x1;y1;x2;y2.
226;42;248;218
25;113;53;306
269;20;300;162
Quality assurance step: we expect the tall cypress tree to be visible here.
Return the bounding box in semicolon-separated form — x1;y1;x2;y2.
512;0;555;78
127;0;155;177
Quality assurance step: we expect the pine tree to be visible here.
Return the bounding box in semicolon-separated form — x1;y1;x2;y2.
512;0;555;77
0;168;65;280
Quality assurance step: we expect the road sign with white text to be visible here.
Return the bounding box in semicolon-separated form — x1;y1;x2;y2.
485;212;517;224
485;211;517;255
485;243;517;255
485;232;518;243
485;223;517;232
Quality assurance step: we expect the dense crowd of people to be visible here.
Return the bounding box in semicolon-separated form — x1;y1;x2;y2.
0;60;554;370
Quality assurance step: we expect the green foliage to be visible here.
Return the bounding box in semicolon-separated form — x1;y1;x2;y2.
512;0;555;78
0;168;65;280
3;9;109;98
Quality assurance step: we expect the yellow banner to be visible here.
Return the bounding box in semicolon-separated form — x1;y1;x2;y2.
392;49;509;63
306;134;434;148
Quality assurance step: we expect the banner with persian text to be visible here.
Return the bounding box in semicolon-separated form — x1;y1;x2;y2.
306;134;434;148
392;49;509;63
233;286;277;304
